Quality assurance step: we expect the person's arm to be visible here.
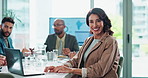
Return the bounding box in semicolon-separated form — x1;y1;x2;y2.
70;68;87;77
0;48;4;56
44;65;85;77
68;68;82;75
0;58;5;66
49;65;82;75
0;55;6;66
44;35;49;51
0;42;5;55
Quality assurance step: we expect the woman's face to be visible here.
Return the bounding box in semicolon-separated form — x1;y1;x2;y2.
89;14;104;36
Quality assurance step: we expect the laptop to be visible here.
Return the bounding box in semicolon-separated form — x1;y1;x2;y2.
4;48;45;76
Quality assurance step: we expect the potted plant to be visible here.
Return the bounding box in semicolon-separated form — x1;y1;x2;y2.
3;9;23;29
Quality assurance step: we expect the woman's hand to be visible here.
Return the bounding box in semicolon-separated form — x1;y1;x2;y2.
44;66;55;72
54;66;73;73
44;65;73;73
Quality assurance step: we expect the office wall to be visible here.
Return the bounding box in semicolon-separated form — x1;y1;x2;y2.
29;0;51;46
0;0;2;20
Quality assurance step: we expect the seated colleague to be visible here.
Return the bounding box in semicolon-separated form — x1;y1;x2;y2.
0;17;14;56
0;17;30;56
44;8;120;78
44;19;79;58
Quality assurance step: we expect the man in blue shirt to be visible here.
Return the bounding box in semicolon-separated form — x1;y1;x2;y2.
0;17;14;74
0;17;30;75
0;17;30;56
0;17;14;56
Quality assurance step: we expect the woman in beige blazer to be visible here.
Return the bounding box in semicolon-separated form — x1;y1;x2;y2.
44;8;120;78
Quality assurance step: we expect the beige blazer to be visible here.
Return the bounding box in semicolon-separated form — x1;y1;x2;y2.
68;32;120;78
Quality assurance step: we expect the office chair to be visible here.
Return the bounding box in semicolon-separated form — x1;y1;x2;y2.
117;56;124;78
0;73;14;78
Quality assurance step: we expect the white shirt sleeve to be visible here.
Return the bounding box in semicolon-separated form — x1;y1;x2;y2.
82;68;87;78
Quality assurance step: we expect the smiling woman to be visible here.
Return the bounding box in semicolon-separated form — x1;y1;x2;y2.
44;8;120;78
88;14;104;38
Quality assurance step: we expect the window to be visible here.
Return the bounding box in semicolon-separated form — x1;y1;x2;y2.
6;0;90;49
7;0;29;49
94;0;123;53
94;0;123;76
132;0;148;77
49;17;91;45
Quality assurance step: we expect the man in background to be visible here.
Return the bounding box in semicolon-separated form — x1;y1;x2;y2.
45;19;79;58
0;17;15;55
0;18;14;77
0;17;30;56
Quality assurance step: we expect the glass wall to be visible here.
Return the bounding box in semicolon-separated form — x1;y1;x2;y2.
132;0;148;77
94;0;123;57
51;0;90;17
0;0;2;20
29;0;90;47
7;0;29;50
5;0;148;77
6;0;90;49
94;0;123;77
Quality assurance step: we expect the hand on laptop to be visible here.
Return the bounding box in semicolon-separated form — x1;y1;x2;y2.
0;55;7;66
44;65;73;73
44;66;55;72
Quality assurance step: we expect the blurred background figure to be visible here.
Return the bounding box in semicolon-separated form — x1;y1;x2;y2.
44;19;79;58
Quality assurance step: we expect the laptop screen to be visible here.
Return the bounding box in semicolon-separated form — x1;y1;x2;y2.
4;48;24;75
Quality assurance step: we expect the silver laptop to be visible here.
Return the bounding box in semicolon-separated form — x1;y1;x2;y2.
4;48;45;76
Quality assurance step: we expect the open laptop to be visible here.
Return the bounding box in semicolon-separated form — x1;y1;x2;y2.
4;48;45;76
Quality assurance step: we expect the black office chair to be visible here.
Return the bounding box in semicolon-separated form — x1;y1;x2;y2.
117;56;124;78
0;73;14;78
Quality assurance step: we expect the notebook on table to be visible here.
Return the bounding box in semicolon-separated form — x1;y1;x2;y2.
4;48;45;76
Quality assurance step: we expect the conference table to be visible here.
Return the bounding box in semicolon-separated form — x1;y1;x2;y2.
0;57;72;78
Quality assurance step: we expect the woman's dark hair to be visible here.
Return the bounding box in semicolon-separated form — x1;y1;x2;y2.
86;8;114;35
1;17;15;25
